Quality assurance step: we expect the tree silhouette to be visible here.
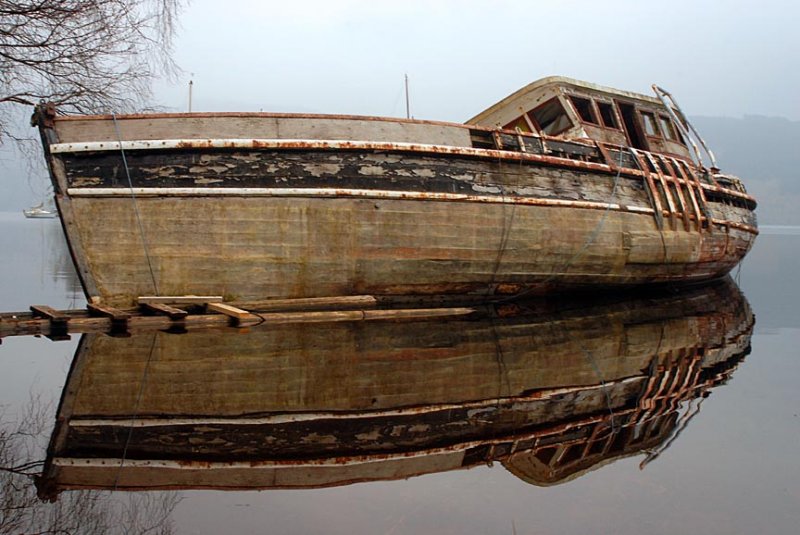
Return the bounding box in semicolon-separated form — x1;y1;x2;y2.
1;396;180;534
0;0;184;142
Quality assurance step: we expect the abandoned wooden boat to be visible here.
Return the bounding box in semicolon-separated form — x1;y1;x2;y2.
32;77;758;306
36;279;753;497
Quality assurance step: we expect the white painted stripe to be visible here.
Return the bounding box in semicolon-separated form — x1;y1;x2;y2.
52;449;460;470
51;138;453;153
67;382;620;428
65;186;655;214
48;138;616;173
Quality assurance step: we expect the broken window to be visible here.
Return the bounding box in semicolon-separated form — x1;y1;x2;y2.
530;97;573;135
503;116;533;133
568;95;599;124
641;111;660;137
597;101;619;129
659;115;679;141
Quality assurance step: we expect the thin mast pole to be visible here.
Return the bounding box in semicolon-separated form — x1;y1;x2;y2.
188;76;194;113
404;74;410;119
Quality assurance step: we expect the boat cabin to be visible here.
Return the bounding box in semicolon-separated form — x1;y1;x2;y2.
468;76;692;160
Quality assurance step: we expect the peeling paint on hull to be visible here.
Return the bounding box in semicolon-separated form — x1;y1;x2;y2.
33;107;758;306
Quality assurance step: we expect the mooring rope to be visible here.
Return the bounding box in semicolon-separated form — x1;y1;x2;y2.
547;147;628;281
494;146;628;304
487;153;519;291
111;112;160;296
490;317;512;404
113;332;158;492
581;344;620;434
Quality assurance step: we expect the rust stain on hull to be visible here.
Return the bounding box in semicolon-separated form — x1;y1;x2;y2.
30;77;758;306
58;195;754;307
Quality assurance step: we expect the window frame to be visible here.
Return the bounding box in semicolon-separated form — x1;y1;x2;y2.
595;100;622;131
529;96;574;136
658;114;685;144
639;110;662;138
567;94;600;126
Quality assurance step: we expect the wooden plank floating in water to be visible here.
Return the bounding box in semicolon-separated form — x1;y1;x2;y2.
205;303;260;326
140;302;189;320
231;295;378;312
136;295;378;311
30;305;69;321
86;303;130;321
0;297;476;341
86;303;131;336
138;295;224;305
30;305;70;341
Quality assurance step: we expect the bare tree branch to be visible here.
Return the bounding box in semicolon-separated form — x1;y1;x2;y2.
1;395;181;534
0;0;185;143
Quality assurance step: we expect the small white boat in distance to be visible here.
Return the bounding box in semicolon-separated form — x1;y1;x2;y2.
23;203;57;219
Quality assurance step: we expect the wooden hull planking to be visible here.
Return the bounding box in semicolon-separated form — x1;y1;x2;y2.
35;110;758;305
60;194;753;306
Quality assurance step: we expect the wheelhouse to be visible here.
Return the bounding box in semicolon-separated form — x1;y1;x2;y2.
468;76;692;160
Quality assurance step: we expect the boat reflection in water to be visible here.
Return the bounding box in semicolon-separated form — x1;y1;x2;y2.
37;278;753;499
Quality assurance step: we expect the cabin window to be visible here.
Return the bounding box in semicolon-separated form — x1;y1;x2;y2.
597;101;619;129
659;115;679;141
503;116;533;133
530;97;573;135
568;95;599;125
641;111;660;137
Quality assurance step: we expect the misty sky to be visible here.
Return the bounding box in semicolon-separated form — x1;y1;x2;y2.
3;0;798;210
155;0;799;121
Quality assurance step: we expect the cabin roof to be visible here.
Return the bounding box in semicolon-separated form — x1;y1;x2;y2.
467;76;663;125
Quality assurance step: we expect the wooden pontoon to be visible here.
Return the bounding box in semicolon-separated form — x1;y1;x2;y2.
32;77;757;307
36;279;753;497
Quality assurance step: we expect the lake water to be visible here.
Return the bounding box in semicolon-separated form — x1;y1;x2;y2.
1;212;798;535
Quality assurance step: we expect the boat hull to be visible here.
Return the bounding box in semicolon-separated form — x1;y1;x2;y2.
34;110;758;306
58;192;753;306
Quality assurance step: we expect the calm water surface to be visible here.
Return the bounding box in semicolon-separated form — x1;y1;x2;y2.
0;212;798;535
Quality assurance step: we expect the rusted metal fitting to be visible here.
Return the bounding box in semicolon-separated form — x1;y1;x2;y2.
31;102;57;128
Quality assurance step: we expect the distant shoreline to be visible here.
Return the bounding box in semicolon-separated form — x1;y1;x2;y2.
760;225;800;235
0;211;57;221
